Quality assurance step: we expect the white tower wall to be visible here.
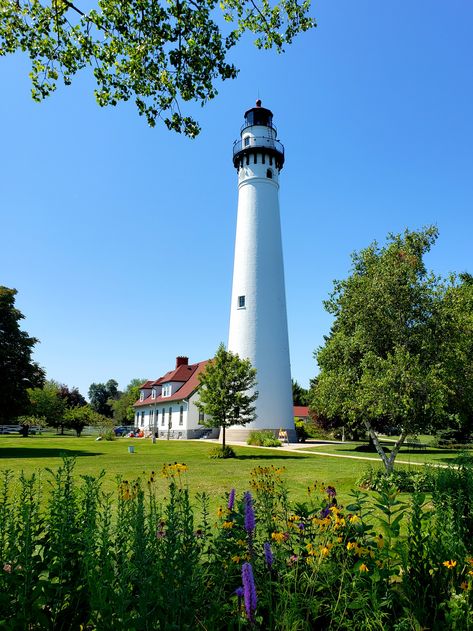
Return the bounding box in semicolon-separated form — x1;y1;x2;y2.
227;104;295;441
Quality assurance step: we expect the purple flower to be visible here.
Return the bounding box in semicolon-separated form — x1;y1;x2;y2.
320;506;330;519
264;542;273;568
243;492;255;534
234;586;244;598
297;522;305;531
242;562;257;621
325;486;336;498
228;488;236;511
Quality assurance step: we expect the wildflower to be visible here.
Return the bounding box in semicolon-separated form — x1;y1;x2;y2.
222;521;234;529
443;560;457;569
320;506;330;519
376;534;384;549
297;522;305;531
349;514;361;524
264;542;274;568
3;564;12;573
228;488;236;511
306;543;316;556
156;530;165;539
359;563;369;573
217;506;224;518
241;562;257;622
461;581;469;591
234;586;244;598
468;570;473;577
231;555;241;564
347;541;357;551
271;532;286;544
325;486;336;498
243;492;256;535
289;554;299;565
320;546;330;557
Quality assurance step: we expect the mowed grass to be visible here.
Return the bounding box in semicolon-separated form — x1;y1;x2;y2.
302;440;472;466
0;435;386;509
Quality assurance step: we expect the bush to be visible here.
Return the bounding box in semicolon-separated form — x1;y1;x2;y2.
209;445;236;458
247;431;281;447
294;420;308;442
357;466;434;492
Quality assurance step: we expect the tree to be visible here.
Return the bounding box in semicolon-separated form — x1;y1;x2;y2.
1;0;314;136
109;378;145;425
88;379;120;417
27;380;67;432
292;379;309;406
58;384;87;409
311;227;451;473
64;405;104;436
196;343;257;451
0;286;45;424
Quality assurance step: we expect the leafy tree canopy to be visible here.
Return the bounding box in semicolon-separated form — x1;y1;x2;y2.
0;286;45;423
27;380;66;430
88;379;120;417
64;404;105;436
292;379;309;406
109;378;145;425
1;0;315;135
311;227;454;472
58;383;87;408
196;343;257;449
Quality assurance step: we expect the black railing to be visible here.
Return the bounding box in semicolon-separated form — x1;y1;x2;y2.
232;136;284;158
240;121;278;135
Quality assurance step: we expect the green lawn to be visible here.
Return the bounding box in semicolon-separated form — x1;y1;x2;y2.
0;434;384;508
302;439;472;466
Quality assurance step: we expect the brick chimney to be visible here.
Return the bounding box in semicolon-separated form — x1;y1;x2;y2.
176;356;189;368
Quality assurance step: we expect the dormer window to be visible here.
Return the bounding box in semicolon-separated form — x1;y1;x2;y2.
139;391;144;401
151;389;156;399
162;384;171;397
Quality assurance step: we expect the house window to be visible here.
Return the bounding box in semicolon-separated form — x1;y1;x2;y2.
162;384;171;397
238;295;246;309
179;405;184;426
141;411;144;426
151;389;156;399
246;154;249;165
262;153;265;164
139;391;144;401
199;410;205;423
168;407;172;427
254;153;257;164
161;409;165;426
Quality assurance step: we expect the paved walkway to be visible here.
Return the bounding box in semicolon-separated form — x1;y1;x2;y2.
207;439;441;468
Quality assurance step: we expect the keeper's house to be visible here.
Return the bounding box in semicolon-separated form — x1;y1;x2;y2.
133;356;219;439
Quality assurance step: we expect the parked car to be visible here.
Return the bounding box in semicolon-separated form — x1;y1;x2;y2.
114;426;136;436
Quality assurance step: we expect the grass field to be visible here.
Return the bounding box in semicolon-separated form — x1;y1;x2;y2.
0;434;468;510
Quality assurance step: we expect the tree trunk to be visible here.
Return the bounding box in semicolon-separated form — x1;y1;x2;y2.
222;425;226;449
364;422;408;473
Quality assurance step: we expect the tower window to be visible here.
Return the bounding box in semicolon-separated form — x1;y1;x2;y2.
266;169;273;179
238;295;246;309
244;136;250;147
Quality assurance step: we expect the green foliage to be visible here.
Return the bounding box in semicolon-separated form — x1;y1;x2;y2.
88;379;119;417
27;380;67;432
197;343;258;448
209;445;236;459
294;419;308;442
64;404;105;436
247;430;281;447
109;378;144;424
0;286;45;424
311;227;455;473
0;0;315;135
292;379;309;406
1;459;473;629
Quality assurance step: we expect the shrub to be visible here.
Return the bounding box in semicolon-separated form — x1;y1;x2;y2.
294;420;308;442
357;466;433;492
209;445;236;458
247;430;281;447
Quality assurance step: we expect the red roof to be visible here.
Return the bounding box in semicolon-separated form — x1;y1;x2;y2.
134;360;210;407
294;406;309;418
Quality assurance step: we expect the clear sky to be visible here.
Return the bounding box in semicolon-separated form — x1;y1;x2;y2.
1;0;472;398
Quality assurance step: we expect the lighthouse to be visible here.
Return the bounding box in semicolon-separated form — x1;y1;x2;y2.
227;101;296;442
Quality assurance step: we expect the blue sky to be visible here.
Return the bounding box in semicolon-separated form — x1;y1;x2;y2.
1;0;472;398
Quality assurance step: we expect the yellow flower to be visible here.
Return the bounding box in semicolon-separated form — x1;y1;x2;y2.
222;521;234;529
443;560;457;569
306;543;316;556
460;581;469;591
347;542;357;551
231;555;241;564
349;514;361;524
376;534;384;549
271;532;286;544
468;570;473;577
320;546;330;557
217;507;224;518
359;563;369;573
237;539;247;548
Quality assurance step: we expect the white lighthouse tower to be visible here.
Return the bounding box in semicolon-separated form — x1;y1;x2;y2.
227;100;295;442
